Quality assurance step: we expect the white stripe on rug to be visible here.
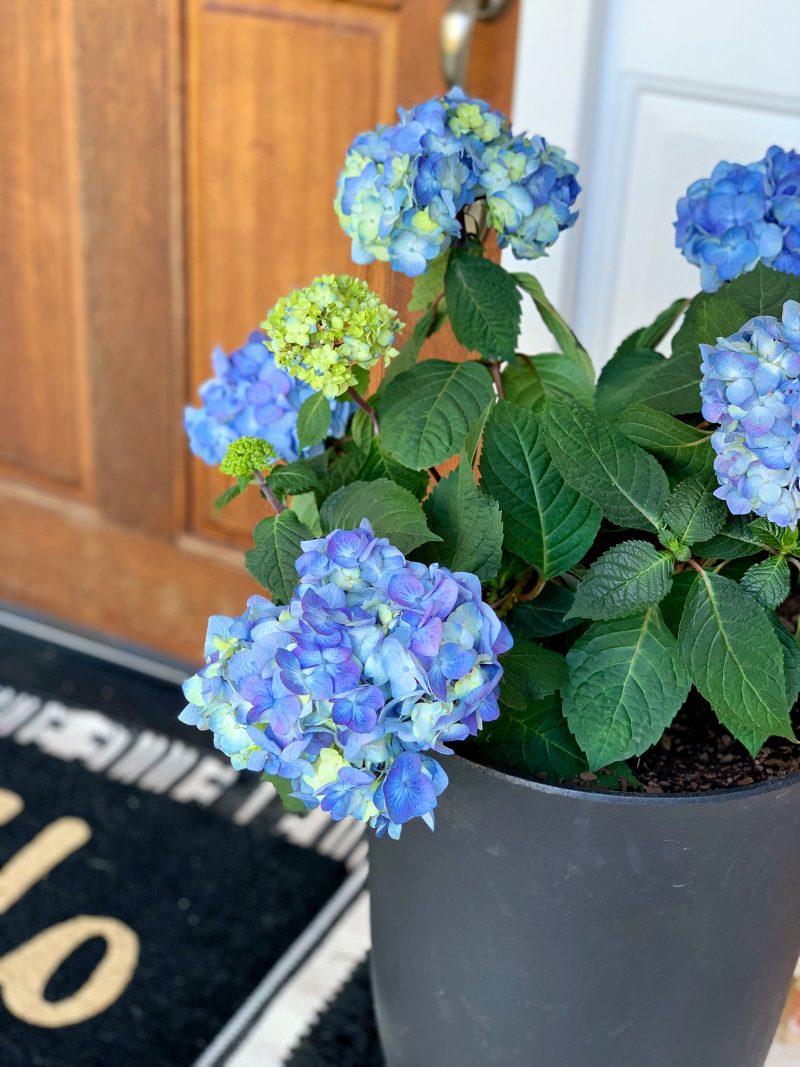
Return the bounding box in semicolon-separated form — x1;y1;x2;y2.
228;891;371;1067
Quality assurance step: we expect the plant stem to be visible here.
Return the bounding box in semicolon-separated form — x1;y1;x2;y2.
254;470;285;514
348;386;379;436
517;572;546;602
491;567;538;617
487;361;505;399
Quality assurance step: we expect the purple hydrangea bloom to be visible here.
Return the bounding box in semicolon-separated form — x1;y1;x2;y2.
180;520;512;837
184;331;352;466
675;147;800;292
334;87;579;276
700;300;800;526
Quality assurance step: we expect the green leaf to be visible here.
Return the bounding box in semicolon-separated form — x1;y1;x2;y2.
514;272;595;383
382;303;445;387
616;297;690;355
596;349;666;417
659;475;726;546
418;459;502;580
563;608;691;770
380;359;495;470
317;444;365;499
473;693;586;782
648;266;800;417
613;405;714;480
504;352;595;410
245;510;312;603
747;517;800;554
214;476;250;510
740;556;791;610
289;491;322;536
692;516;763;560
408;250;450;311
678;569;793;754
500;637;568;709
296;391;332;449
596;762;642;790
319;478;440;554
724;263;800;319
262;771;309;815
350;409;374;454
350;365;371;397
542;399;670;531
445;249;521;360
659;569;698;636
355;440;429;500
673;265;800;361
568;540;674;622
671;293;750;362
462;402;491;465
628;348;706;416
508;583;578;638
480;402;601;578
266;461;322;500
773;619;800;706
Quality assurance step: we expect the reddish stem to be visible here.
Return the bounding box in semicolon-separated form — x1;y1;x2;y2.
348;386;379;435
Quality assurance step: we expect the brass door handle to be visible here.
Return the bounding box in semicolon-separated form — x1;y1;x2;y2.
440;0;512;90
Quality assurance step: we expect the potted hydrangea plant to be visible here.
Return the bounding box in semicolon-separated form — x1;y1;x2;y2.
180;89;800;1067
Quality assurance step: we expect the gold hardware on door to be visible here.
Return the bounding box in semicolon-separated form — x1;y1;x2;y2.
440;0;513;90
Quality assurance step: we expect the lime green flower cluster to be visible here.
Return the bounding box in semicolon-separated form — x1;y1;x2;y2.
262;274;402;399
219;436;277;478
447;96;505;144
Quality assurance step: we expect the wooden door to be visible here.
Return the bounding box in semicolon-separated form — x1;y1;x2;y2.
0;0;518;662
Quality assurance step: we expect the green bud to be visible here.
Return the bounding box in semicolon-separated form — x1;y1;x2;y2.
262;274;403;399
219;437;277;479
662;536;691;562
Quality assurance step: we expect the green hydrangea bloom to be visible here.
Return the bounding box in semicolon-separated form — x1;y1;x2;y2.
448;100;504;144
219;437;277;478
262;274;403;399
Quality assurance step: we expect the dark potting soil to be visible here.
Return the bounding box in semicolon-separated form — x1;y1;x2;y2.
631;594;800;794
558;600;800;796
630;699;800;794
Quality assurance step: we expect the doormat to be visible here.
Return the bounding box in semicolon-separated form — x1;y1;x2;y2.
286;961;382;1067
0;616;361;1067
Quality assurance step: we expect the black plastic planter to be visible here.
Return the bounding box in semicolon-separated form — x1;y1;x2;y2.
369;755;800;1067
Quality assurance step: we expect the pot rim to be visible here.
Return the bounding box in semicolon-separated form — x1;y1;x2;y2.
454;752;800;806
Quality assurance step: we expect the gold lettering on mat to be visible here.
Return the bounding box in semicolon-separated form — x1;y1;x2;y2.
0;917;140;1028
0;788;140;1027
0;817;91;915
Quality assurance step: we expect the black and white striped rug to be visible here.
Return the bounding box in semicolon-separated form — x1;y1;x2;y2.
0;609;794;1067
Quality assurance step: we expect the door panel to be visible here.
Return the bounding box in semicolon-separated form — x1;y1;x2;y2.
510;0;800;366
0;0;519;661
0;0;90;493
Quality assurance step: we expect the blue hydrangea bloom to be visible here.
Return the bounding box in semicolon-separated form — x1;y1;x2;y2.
700;300;800;526
179;521;512;837
481;134;580;259
335;87;579;276
185;331;352;465
675;147;800;292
